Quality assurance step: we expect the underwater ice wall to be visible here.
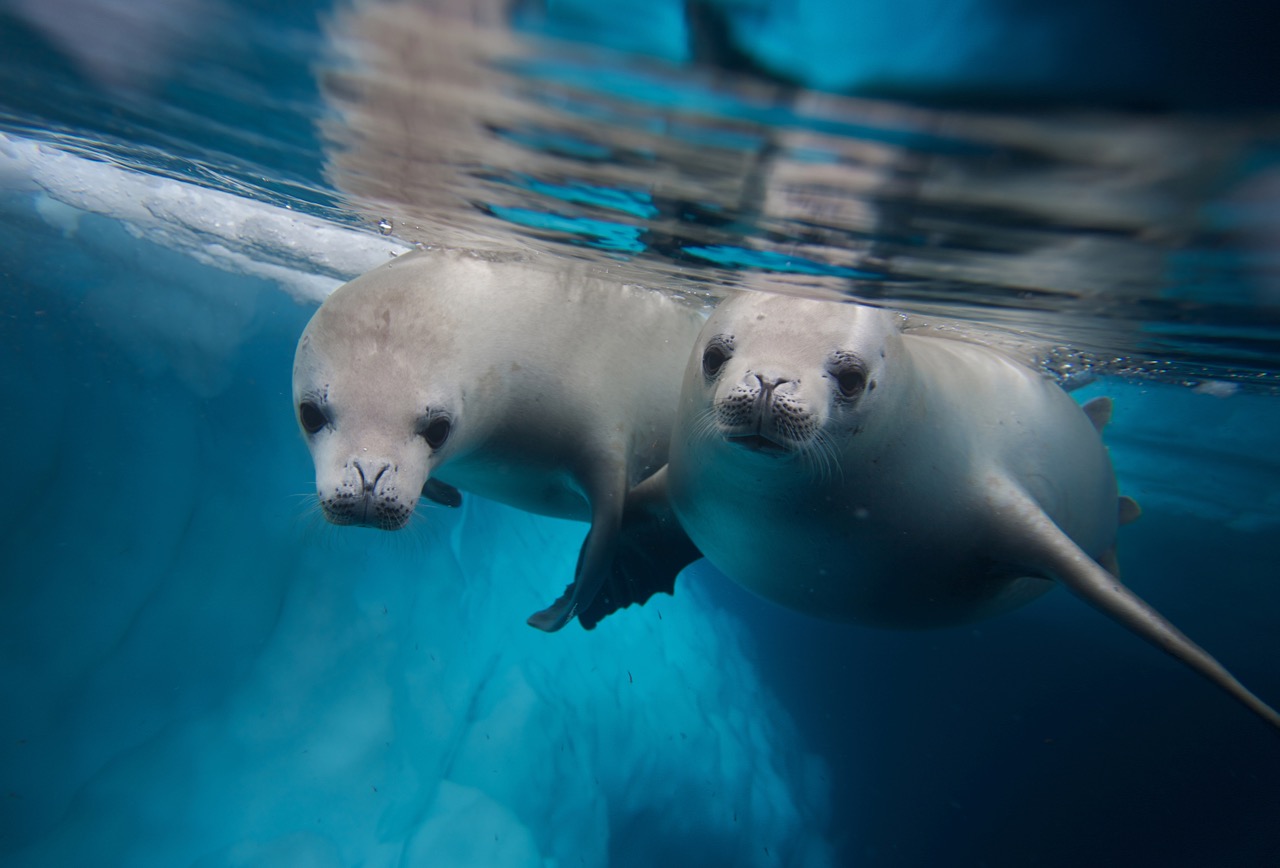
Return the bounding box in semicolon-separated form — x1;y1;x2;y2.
0;143;833;867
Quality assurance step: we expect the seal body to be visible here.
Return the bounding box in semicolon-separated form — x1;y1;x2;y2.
659;291;1280;728
670;294;1113;627
292;248;705;630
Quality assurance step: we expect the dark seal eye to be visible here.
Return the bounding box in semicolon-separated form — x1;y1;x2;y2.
420;416;452;450
831;365;867;399
299;401;327;434
702;336;734;379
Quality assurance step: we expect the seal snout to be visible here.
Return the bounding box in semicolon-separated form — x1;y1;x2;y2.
716;371;815;455
319;455;415;531
751;372;796;411
356;460;390;494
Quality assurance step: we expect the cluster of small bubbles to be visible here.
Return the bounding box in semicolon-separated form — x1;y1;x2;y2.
1111;359;1175;380
1040;346;1101;386
1088;360;1280;395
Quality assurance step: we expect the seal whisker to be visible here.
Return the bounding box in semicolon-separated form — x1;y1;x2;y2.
290;504;347;552
376;511;435;559
809;430;844;486
400;504;455;558
688;406;722;446
798;435;825;482
798;439;823;482
289;492;326;520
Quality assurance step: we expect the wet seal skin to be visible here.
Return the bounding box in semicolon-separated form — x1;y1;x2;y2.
638;290;1280;731
293;247;705;631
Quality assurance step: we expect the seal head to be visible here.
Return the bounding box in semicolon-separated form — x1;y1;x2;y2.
292;248;706;630
293;300;462;531
692;295;900;460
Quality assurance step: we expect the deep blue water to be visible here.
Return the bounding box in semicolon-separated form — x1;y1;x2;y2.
2;1;1280;866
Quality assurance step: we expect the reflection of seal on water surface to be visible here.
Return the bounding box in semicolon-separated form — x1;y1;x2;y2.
291;247;705;631
645;291;1280;730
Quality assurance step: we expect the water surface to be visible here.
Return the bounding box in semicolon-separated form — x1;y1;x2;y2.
2;1;1279;866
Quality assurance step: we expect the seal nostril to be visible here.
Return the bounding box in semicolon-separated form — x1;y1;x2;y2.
753;374;791;404
354;461;390;494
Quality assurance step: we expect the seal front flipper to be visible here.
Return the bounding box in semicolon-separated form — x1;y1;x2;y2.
526;509;620;633
993;482;1280;731
577;467;702;630
527;471;628;633
422;479;462;508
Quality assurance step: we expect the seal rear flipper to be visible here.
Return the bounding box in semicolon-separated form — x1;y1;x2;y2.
993;483;1280;731
577;468;702;630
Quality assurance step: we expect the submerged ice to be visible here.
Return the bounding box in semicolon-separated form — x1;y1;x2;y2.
4;129;1280;868
0;141;832;867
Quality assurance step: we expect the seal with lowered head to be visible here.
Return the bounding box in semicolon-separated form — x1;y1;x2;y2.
292;247;704;631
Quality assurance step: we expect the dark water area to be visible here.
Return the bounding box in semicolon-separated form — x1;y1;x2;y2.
2;1;1279;866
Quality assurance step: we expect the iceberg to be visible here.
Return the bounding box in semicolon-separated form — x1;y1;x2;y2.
0;136;833;866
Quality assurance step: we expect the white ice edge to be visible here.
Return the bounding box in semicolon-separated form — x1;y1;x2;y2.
0;131;409;302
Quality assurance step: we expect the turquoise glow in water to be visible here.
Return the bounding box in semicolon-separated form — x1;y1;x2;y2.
2;1;1279;866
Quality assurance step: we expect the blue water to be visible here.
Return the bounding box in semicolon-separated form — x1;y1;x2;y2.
2;1;1280;866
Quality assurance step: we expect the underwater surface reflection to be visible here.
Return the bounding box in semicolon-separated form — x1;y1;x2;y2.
2;1;1280;867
